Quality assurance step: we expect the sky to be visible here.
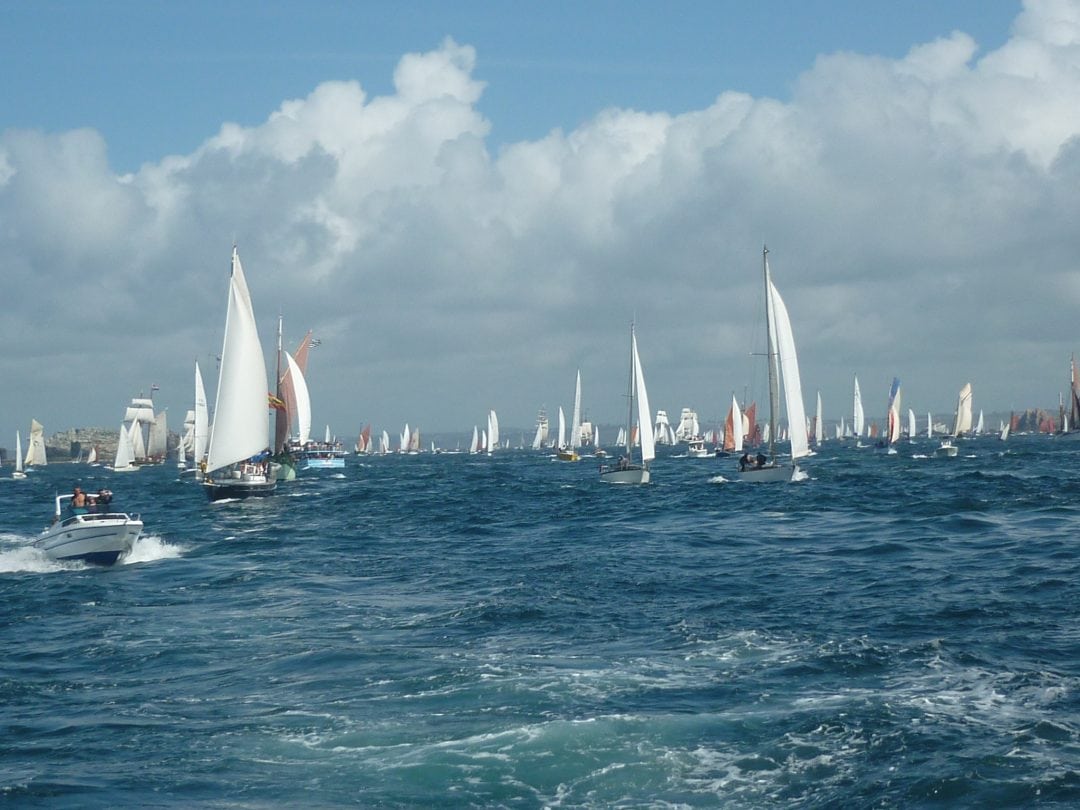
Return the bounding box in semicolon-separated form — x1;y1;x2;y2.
2;0;1078;449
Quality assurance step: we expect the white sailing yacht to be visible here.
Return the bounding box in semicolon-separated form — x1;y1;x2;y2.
558;371;582;461
12;431;26;479
487;410;499;455
937;383;971;457
600;322;654;484
24;419;47;468
882;377;901;454
852;376;865;445
202;247;276;499
738;247;809;483
110;422;139;472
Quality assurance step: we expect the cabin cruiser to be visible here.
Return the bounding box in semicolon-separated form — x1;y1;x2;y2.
35;490;142;565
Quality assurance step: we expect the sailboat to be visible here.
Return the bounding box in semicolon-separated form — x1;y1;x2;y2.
721;395;743;456
852;376;865;445
110;422;139;472
12;432;26;479
558;371;582;461
531;408;548;450
600;322;654;484
737;247;809;483
487;410;499;456
880;377;901;454
813;392;824;447
202;247;276;500
24;419;48;468
937;382;971;457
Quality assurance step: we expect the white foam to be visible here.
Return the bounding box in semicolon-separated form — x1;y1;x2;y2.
0;544;72;574
123;534;186;564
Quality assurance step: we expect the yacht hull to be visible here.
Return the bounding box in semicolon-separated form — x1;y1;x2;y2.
35;514;142;565
599;465;650;484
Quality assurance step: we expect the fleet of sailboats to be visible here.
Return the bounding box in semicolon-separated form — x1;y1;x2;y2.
7;238;1056;498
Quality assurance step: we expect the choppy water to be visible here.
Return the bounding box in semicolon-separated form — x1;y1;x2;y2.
2;435;1079;807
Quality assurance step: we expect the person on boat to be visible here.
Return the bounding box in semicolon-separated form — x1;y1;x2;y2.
738;452;750;472
72;486;87;509
89;488;113;511
755;453;767;468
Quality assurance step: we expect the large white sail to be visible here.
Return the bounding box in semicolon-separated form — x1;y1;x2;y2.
886;378;902;445
194;361;209;465
814;392;824;445
632;330;655;463
852;376;865;438
205;247;271;474
908;408;917;440
15;432;24;475
487;410;499;454
570;370;582;449
24;419;47;466
113;422;137;470
952;383;973;436
284;351;311;445
768;278;808;460
148;411;168;459
725;395;743;453
558;407;567;449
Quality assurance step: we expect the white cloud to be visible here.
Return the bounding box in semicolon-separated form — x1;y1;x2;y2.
4;3;1080;445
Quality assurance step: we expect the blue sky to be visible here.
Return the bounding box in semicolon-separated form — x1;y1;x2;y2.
6;0;1080;451
3;1;1018;171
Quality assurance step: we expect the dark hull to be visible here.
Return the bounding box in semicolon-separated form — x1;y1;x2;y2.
61;549;125;566
203;480;277;501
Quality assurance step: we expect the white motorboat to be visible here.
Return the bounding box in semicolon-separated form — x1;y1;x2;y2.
35;491;142;566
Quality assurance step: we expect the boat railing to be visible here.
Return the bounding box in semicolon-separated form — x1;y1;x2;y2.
57;511;138;529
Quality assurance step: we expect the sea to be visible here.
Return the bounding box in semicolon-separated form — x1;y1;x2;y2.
1;435;1078;808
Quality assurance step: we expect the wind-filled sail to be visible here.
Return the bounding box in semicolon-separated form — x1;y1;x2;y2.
952;383;973;436
284;351;312;445
886;377;902;445
113;422;137;470
205;248;271;474
814;392;824;445
632;331;655;462
853;376;865;438
570;371;582;449
488;410;499;453
148;411;168;460
768;279;808;460
24;419;47;466
724;396;743;453
194;361;209;465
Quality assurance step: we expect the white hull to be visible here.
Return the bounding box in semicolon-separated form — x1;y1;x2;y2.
936;441;959;457
738;462;801;483
36;513;142;565
599;464;650;484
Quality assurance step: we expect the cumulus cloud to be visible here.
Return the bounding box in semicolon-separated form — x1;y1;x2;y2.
3;5;1080;444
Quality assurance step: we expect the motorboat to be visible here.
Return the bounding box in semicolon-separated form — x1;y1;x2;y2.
35;491;142;565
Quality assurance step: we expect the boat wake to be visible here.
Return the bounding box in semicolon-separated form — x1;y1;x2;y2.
707;474;730;484
0;542;73;574
123;534;186;564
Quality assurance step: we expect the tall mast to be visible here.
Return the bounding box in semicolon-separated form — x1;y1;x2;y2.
763;245;779;461
273;312;286;453
625;322;636;457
